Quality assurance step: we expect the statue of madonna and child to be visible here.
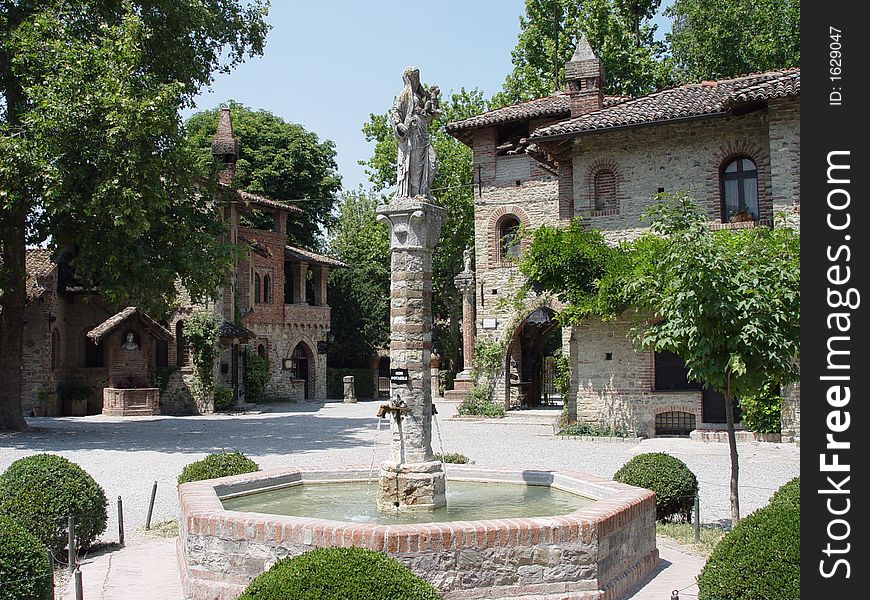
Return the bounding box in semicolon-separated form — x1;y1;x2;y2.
390;66;441;200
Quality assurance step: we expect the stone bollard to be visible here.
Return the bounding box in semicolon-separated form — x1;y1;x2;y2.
343;376;357;403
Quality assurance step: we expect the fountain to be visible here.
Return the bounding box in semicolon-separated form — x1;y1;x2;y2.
177;67;658;600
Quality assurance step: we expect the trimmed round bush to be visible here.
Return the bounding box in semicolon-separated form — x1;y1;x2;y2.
0;454;107;555
769;476;799;509
0;516;52;600
697;478;799;599
613;452;698;522
238;547;441;600
177;450;259;484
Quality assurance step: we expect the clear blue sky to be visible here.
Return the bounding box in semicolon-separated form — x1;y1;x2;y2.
185;1;672;193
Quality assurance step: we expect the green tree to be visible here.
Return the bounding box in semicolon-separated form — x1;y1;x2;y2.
361;87;486;373
0;1;269;430
492;0;671;106
326;190;390;368
629;194;800;524
185;102;342;249
666;0;800;82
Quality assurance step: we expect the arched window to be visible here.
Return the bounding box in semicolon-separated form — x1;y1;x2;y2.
176;320;189;367
498;216;521;262
263;274;271;303
721;157;759;222
593;170;617;211
257;343;267;359
51;329;60;370
254;273;261;304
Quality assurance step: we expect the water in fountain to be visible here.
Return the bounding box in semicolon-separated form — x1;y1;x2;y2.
432;408;446;460
366;416;386;497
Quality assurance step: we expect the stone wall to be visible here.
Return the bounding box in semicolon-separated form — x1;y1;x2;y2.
248;322;328;401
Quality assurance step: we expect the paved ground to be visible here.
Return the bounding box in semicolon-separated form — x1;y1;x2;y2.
1;399;799;599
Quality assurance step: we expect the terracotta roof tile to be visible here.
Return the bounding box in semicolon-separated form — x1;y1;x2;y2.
88;307;173;343
530;68;800;140
444;93;631;137
236;189;303;214
284;245;347;269
219;320;255;339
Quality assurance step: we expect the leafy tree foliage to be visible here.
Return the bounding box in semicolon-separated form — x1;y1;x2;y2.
326;190;390;368
520;193;799;524
666;0;800;82
492;0;672;105
0;0;269;430
361;87;487;372
185;102;342;249
629;193;800;523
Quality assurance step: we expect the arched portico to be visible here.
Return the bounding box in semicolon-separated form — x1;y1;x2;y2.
501;306;564;410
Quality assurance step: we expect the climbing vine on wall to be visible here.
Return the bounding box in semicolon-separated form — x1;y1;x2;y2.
183;312;221;407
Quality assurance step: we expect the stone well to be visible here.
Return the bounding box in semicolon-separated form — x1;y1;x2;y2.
177;465;658;600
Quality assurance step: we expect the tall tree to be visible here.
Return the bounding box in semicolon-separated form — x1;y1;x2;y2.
326;190;390;368
666;0;800;82
361;87;486;373
185;102;342;249
0;1;269;430
492;0;671;106
520;194;800;524
629;194;800;524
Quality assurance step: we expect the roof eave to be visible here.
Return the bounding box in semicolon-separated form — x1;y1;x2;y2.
531;111;732;144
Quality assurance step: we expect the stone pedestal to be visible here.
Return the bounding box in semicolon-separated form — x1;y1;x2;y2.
343;376;357;403
375;197;446;512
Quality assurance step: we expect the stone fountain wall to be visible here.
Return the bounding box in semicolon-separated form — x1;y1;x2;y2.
177;466;658;600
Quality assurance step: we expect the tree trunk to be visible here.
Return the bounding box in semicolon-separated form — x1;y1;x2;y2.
0;39;30;431
723;376;740;525
0;203;29;431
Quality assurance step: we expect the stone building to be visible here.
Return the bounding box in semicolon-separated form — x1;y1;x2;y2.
445;36;800;441
20;109;344;417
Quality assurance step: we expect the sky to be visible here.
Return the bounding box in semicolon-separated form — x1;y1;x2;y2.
184;1;673;193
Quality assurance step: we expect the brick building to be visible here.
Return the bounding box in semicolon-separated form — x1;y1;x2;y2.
20;109;344;417
445;36;800;441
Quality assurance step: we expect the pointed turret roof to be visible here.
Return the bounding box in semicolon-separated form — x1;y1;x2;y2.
569;32;598;62
211;108;239;157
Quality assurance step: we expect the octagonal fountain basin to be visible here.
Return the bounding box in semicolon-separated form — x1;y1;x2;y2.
178;466;658;600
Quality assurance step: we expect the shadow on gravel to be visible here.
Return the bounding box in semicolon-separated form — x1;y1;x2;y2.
0;407;378;456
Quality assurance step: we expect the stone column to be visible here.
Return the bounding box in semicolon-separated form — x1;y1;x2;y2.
444;268;476;401
375;197;446;512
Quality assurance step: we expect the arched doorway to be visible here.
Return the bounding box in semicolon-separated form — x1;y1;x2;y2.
504;307;563;409
289;342;314;400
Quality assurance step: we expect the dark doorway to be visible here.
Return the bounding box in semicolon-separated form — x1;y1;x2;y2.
702;389;742;424
507;307;562;408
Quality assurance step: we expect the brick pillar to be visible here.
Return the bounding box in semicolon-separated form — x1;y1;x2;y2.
445;269;477;401
375;197;446;512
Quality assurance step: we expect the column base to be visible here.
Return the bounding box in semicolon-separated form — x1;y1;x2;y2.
377;460;447;512
443;371;474;401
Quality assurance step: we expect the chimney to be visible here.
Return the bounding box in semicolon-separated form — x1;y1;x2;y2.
211;108;239;185
564;33;604;117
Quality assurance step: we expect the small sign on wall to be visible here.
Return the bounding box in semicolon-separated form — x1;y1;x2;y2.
390;368;409;383
482;318;498;329
282;358;293;370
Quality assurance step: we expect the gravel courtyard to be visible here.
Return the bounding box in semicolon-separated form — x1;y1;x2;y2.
0;399;800;543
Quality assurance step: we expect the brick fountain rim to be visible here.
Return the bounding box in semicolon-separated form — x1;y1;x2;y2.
178;465;658;600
